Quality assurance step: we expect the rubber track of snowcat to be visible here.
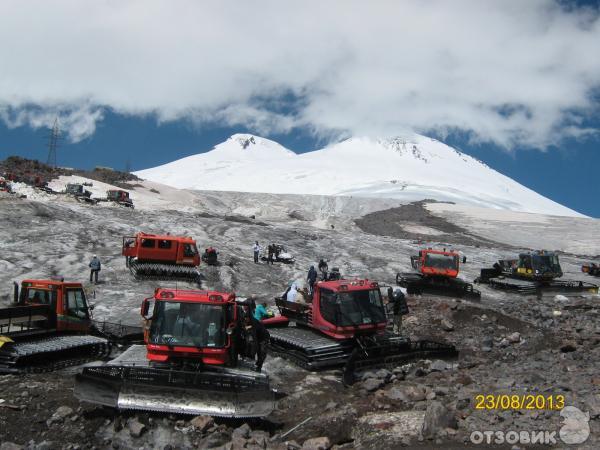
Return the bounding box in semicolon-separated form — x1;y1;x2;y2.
487;277;599;295
267;327;457;371
128;261;201;284
396;273;481;299
0;335;110;374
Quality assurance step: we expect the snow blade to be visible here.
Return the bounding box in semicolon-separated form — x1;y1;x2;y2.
75;362;275;418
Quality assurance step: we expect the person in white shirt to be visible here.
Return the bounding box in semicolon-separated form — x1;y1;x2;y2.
253;241;261;264
286;283;298;302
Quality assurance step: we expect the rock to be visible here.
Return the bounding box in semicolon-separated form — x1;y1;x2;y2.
233;423;252;439
506;332;521;344
481;337;494;352
285;440;302;450
128;417;147;438
421;401;457;439
301;437;331;450
375;368;392;380
190;415;215;433
429;360;449;372
249;430;269;448
1;443;23;450
202;431;232;448
384;386;408;401
440;319;454;331
362;378;384;392
403;385;427;402
560;341;577;353
46;406;74;426
325;401;338;411
455;373;472;386
554;295;569;302
498;338;510;348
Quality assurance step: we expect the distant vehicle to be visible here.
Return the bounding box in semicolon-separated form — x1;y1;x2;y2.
65;183;97;204
478;250;599;294
122;232;201;283
582;263;600;277
105;189;134;208
0;177;12;193
396;248;480;299
261;244;295;264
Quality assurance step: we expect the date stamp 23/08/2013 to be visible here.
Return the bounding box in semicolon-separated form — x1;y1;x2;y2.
474;394;565;411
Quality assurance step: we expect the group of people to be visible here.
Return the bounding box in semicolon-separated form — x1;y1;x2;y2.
252;241;283;264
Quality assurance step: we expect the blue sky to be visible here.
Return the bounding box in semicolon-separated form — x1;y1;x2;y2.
1;1;599;216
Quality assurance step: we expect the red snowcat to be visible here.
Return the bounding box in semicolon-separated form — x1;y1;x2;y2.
75;288;275;417
396;248;480;299
123;232;201;283
0;279;109;373
263;278;457;384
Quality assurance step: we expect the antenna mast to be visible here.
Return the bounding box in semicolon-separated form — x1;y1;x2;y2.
46;117;61;168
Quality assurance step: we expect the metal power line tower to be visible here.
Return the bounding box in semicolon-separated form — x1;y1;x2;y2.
46;118;62;168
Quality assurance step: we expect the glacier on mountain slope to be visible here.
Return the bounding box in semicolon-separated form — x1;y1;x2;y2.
134;133;583;218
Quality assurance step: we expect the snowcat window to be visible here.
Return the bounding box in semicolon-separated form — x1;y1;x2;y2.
65;289;89;319
26;289;55;305
424;253;458;270
183;244;197;257
149;301;226;348
333;289;386;326
532;255;560;273
141;239;156;248
158;240;172;249
319;288;337;324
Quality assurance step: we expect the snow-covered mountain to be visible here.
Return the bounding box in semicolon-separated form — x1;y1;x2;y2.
135;134;583;217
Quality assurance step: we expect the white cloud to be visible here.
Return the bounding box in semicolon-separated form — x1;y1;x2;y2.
0;0;599;148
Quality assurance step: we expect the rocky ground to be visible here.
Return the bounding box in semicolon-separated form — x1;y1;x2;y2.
0;187;599;449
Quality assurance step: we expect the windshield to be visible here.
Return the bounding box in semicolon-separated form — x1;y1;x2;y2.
149;301;226;347
531;254;560;272
321;289;386;326
424;253;458;270
24;288;56;305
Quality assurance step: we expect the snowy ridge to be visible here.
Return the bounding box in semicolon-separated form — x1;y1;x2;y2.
135;133;583;217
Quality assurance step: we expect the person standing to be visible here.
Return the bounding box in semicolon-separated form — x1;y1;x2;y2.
391;288;409;334
267;244;274;265
318;259;328;280
307;265;318;297
89;254;101;284
253;241;261;264
241;308;270;372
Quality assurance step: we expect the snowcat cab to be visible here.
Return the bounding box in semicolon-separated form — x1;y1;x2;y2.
478;250;598;294
397;249;480;299
123;232;201;283
0;279;109;373
75;288;275;417
106;189;134;208
263;278;457;384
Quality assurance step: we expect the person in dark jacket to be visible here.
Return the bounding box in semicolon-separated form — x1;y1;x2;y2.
307;266;318;297
391;288;409;334
267;244;274;265
89;255;101;284
318;259;328;279
240;308;270;372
